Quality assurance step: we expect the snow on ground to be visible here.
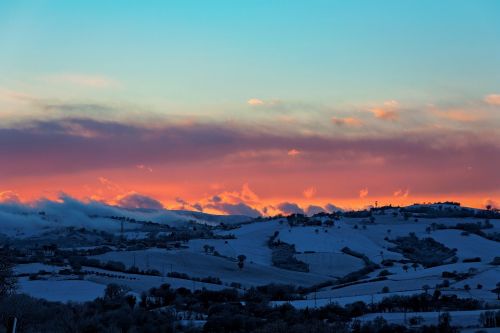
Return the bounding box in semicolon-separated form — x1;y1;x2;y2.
295;252;364;277
357;309;491;328
278;225;403;262
14;263;67;275
18;277;106;302
312;276;443;300
59;245;118;251
188;220;287;266
430;229;500;262
92;248;329;287
83;267;229;293
461;328;500;333
273;290;429;309
123;231;150;240
188;236;273;266
371;262;485;280
9;206;499;308
446;267;500;303
310;263;499;302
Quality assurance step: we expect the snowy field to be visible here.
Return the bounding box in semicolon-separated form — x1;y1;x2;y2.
357;309;488;328
430;229;500;262
18;277;106;302
278;223;403;261
14;263;68;275
273;290;430;309
83;267;230;293
92;248;329;287
296;252;364;277
7;203;499;321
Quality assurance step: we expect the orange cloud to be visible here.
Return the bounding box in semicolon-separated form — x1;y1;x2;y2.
98;177;123;193
191;183;262;217
484;94;500;105
435;110;480;123
288;149;300;156
331;117;363;127
359;188;369;198
369;100;400;121
303;186;316;199
0;190;21;203
484;198;499;209
247;98;265;106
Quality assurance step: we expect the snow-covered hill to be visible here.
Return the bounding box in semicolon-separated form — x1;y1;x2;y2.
6;200;500;331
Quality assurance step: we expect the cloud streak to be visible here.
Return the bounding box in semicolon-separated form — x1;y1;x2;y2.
44;74;118;88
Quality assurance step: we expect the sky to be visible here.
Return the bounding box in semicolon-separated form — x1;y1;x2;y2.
0;1;499;215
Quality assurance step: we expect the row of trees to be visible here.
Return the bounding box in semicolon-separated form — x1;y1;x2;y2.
2;281;486;333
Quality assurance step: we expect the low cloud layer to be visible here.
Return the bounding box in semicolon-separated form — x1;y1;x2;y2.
116;192;164;210
277;202;305;215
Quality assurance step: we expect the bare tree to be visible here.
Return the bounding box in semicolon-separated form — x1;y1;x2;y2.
237;255;247;270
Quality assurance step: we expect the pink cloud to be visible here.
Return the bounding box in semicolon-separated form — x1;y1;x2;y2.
137;164;153;172
393;189;410;198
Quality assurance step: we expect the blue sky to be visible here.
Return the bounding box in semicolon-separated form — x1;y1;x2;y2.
1;0;499;108
1;1;499;211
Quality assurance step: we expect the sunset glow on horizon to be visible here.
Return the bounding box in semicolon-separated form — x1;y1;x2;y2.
1;1;499;215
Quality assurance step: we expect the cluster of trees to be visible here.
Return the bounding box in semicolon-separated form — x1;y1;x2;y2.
1;270;495;333
388;233;457;267
0;249;16;298
167;271;223;285
268;232;309;272
402;204;500;219
352;312;457;333
337;247;380;284
479;310;500;328
68;256;163;277
0;248;498;333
